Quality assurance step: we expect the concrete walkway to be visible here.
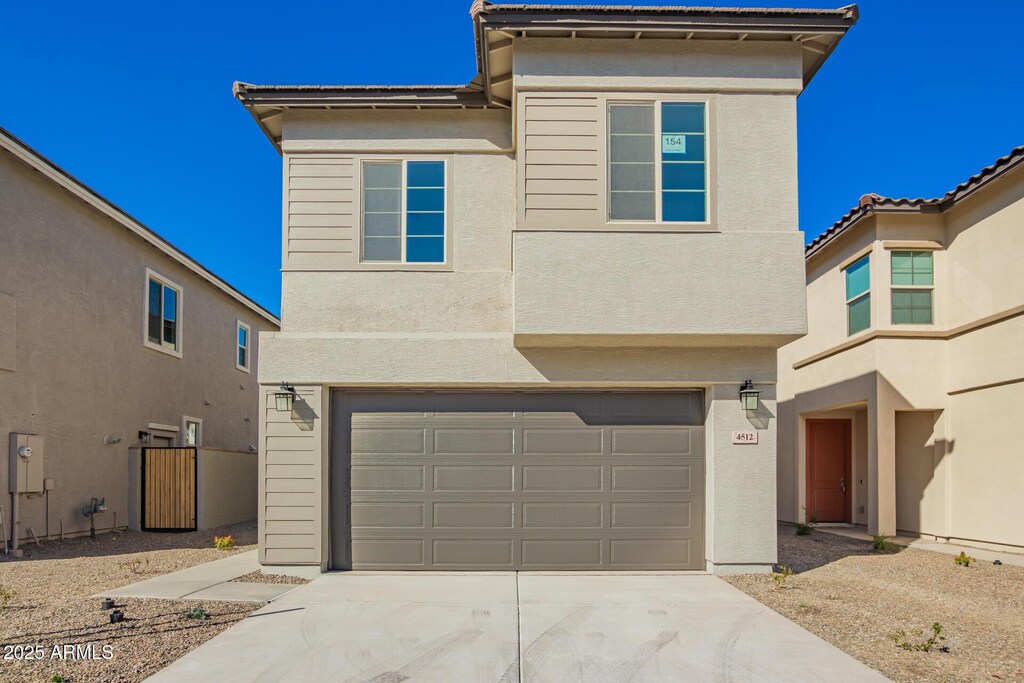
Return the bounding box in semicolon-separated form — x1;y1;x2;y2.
148;573;886;682
818;526;1024;568
97;550;298;603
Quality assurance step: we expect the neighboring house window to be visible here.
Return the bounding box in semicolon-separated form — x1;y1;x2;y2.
891;251;933;324
608;101;707;223
236;321;251;372
845;255;871;335
361;160;446;264
183;418;202;447
145;270;182;355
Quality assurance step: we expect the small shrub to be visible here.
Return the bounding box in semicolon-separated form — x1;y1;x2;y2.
122;557;150;575
954;551;975;567
0;585;15;607
213;535;235;551
795;522;813;536
772;565;794;589
893;623;947;652
181;606;209;621
52;676;67;683
872;535;896;552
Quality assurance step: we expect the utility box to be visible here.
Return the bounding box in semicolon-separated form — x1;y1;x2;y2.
9;433;44;493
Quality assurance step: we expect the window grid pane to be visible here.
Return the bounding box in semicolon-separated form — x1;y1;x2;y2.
891;250;933;286
848;294;870;335
609;104;655;220
661;102;706;222
845;256;870;300
363;160;445;264
148;279;162;344
892;289;932;325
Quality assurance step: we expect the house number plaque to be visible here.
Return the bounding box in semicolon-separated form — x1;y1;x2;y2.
732;431;758;445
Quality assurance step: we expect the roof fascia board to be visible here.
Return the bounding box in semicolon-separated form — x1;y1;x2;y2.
0;130;280;327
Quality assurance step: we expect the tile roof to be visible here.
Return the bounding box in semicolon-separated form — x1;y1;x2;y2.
482;3;856;17
805;144;1024;259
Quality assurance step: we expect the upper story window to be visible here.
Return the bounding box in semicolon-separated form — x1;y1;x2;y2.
361;160;446;264
845;255;870;336
145;269;181;356
608;101;707;223
891;251;933;324
236;321;251;372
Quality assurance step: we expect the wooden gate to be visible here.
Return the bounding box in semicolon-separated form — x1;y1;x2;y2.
142;447;197;531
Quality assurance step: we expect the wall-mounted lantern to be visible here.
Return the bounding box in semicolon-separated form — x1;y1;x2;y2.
275;383;297;412
138;431;151;444
739;380;759;411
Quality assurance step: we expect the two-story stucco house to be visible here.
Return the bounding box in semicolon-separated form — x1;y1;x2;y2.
1;126;280;546
778;146;1024;551
237;1;856;575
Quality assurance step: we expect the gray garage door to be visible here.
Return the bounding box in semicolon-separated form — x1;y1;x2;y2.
330;391;704;570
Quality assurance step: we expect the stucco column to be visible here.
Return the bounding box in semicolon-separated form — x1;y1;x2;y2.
867;394;897;536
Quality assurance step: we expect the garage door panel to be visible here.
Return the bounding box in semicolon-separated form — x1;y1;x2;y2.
521;502;603;528
351;502;425;529
351;465;425;491
522;428;604;455
522;465;603;491
351;428;426;455
610;539;692;567
522;539;602;567
332;391;705;571
433;428;515;455
433;465;514;491
433;502;514;529
611;502;692;529
611;428;692;455
433;539;513;566
611;465;694;492
351;539;424;566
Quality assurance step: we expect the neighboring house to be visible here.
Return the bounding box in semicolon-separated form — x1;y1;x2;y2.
778;146;1024;550
0;126;280;545
237;1;856;574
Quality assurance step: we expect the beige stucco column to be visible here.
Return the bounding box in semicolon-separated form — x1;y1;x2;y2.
867;393;897;536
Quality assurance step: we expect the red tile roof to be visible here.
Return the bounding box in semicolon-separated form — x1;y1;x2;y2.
806;144;1024;259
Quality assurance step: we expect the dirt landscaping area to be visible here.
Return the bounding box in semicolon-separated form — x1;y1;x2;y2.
0;521;260;682
724;523;1024;683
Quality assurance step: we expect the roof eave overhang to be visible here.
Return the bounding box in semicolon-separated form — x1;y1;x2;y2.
471;3;859;90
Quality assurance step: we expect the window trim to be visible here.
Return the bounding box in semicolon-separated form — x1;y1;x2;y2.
358;157;450;268
236;320;251;372
890;250;935;325
606;97;711;227
143;268;183;358
844;254;871;337
181;416;203;447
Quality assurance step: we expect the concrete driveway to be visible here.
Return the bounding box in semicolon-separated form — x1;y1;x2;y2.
148;573;886;682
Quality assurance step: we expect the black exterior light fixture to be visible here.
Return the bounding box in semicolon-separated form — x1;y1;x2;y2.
275;383;297;412
739;380;759;411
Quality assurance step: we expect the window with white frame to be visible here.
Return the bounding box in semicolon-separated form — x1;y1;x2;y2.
145;271;181;354
608;100;708;223
844;255;871;336
361;160;446;264
891;251;933;324
236;321;251;371
183;418;202;447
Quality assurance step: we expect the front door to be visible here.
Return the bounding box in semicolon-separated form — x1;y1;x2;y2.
806;419;851;523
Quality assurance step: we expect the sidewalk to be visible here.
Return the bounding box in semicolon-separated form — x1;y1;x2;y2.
817;526;1024;568
96;550;300;602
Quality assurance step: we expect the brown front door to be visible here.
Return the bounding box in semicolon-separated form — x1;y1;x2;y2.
806;419;851;523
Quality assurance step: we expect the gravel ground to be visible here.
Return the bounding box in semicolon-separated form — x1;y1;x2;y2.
724;524;1024;683
229;570;309;586
0;521;260;682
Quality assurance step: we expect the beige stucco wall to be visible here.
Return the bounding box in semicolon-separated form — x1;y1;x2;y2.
198;449;258;530
778;164;1024;547
0;148;276;541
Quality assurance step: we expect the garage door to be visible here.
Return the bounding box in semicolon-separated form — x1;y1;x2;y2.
330;392;704;570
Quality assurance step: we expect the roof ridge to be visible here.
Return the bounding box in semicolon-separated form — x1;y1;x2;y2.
806;144;1024;258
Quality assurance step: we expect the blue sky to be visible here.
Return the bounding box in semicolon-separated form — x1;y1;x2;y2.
2;1;1021;316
